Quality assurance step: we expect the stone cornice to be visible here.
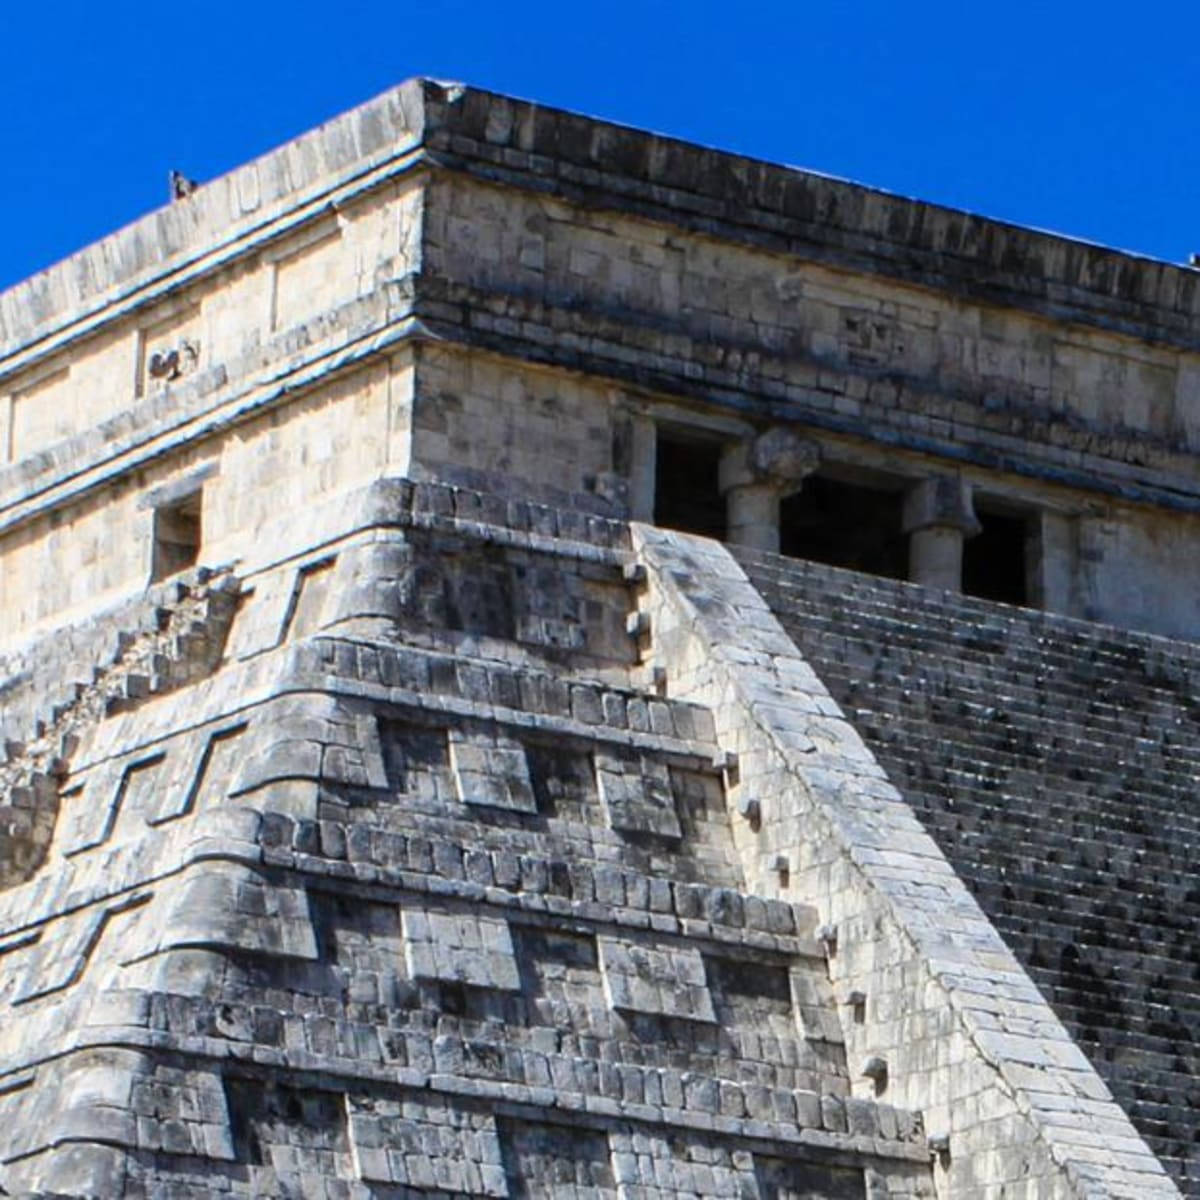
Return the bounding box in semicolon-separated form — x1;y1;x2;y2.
4;78;1200;373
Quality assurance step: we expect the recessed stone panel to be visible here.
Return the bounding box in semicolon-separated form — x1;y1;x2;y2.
498;1118;614;1198
347;1094;507;1195
609;1130;759;1199
754;1153;866;1200
225;1079;351;1181
378;719;454;805
596;750;680;839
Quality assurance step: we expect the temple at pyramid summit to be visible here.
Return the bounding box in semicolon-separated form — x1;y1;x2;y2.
1;77;1199;1197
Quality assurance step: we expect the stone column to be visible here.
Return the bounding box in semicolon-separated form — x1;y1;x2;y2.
719;428;821;552
902;475;980;591
627;411;657;523
1029;511;1073;615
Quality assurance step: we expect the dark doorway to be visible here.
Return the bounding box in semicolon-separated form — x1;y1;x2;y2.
779;475;907;579
654;431;726;539
963;508;1029;605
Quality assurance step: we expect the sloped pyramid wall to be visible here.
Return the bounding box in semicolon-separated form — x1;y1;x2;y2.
0;482;939;1198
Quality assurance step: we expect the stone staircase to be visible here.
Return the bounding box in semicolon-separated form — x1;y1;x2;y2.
734;546;1200;1197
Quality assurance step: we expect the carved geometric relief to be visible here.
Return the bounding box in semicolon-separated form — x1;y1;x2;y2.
109;754;167;839
596;936;716;1023
0;1072;37;1165
347;1094;507;1195
223;570;294;661
137;305;202;397
449;728;538;813
61;753;165;856
148;722;248;825
595;750;681;839
11;892;151;1004
401;908;521;991
280;556;336;642
0;932;41;1007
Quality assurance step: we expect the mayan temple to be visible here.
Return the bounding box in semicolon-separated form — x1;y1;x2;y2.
1;78;1198;1198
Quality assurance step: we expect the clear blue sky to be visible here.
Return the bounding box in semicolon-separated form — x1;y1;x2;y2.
2;1;1198;292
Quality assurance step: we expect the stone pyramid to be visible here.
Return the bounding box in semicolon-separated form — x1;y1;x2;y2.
0;80;1191;1198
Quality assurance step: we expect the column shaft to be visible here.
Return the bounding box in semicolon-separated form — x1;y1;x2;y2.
908;526;965;591
726;484;780;552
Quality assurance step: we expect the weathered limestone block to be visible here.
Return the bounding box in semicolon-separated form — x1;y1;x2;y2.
597;935;716;1022
449;727;538;813
596;749;680;838
155;863;318;960
608;1130;759;1199
0;769;58;888
402;907;521;991
498;1118;616;1196
224;1077;355;1186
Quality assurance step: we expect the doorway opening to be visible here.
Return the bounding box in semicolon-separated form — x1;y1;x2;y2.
779;473;907;579
654;430;726;540
963;505;1030;605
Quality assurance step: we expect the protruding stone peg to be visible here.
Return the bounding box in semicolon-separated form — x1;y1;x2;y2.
736;793;761;824
862;1055;888;1087
712;749;739;781
651;665;668;697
